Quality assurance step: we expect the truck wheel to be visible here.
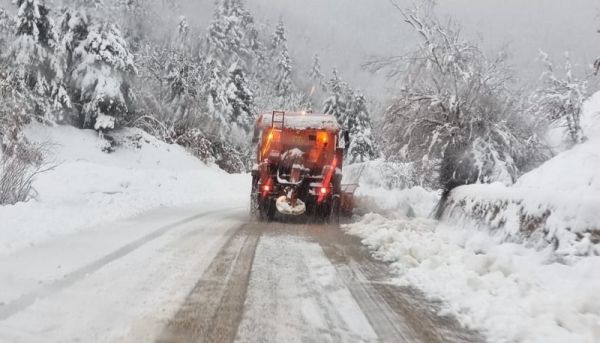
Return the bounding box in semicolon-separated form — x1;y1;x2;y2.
329;196;341;225
258;198;275;222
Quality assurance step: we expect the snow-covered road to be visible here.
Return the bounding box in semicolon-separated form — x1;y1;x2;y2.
0;206;246;342
0;206;480;343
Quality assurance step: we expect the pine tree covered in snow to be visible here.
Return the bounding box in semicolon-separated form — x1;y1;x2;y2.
345;92;377;163
203;0;258;134
274;47;293;99
225;67;254;132
264;19;298;108
271;19;286;52
308;53;326;92
322;70;377;164
4;0;70;121
70;22;136;131
304;53;327;109
58;8;90;71
534;52;587;145
323;69;349;125
0;8;14;52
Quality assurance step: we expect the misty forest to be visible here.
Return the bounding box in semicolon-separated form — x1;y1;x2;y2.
1;0;598;196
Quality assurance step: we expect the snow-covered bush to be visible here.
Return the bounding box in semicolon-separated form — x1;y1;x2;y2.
533;52;588;145
368;2;545;190
0;90;48;205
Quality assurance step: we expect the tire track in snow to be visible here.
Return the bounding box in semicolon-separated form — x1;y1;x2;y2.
0;207;240;321
318;228;484;343
157;223;261;343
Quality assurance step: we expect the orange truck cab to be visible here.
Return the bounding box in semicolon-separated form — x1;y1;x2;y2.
251;111;346;221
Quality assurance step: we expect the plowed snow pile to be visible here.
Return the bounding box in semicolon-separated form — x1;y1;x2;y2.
0;124;248;256
345;93;600;342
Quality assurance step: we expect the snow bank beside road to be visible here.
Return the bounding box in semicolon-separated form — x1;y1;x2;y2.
345;214;600;343
344;161;439;218
343;92;600;342
442;92;600;257
0;124;249;256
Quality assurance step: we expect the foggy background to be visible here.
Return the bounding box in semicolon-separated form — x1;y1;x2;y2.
246;0;599;97
2;0;598;98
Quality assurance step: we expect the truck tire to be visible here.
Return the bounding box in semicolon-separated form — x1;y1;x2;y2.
329;196;341;225
258;198;275;222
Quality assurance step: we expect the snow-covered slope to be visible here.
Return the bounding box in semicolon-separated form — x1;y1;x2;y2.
443;92;600;257
0;124;249;256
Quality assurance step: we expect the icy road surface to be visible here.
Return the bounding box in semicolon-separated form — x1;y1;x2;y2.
0;207;480;342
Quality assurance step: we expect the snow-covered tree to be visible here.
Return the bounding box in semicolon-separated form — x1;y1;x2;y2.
71;22;136;131
57;8;90;85
308;53;326;92
203;0;260;134
176;15;190;52
323;69;349;124
345;92;377;163
225;67;254;131
0;8;14;52
367;3;544;188
271;19;286;51
533;51;587;145
4;0;70;120
274;47;293;100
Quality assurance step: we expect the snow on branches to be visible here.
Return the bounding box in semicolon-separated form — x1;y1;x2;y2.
533;51;587;145
5;0;70;121
323;69;377;164
71;22;137;131
368;2;544;188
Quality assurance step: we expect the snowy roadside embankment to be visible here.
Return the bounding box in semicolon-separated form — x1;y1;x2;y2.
0;124;249;256
442;92;600;258
345;214;600;343
343;92;600;342
442;181;600;257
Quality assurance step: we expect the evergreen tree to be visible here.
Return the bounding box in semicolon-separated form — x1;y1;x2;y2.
308;53;326;92
225;67;254;132
345;92;377;163
71;22;136;131
57;8;90;78
5;0;70;120
274;47;293;99
0;8;14;52
204;0;259;134
271;19;286;51
323;69;349;124
176;15;189;52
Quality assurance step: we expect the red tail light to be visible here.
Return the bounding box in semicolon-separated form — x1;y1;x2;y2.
320;187;328;195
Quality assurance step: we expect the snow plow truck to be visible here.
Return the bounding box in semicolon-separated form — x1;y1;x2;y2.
251;111;356;222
